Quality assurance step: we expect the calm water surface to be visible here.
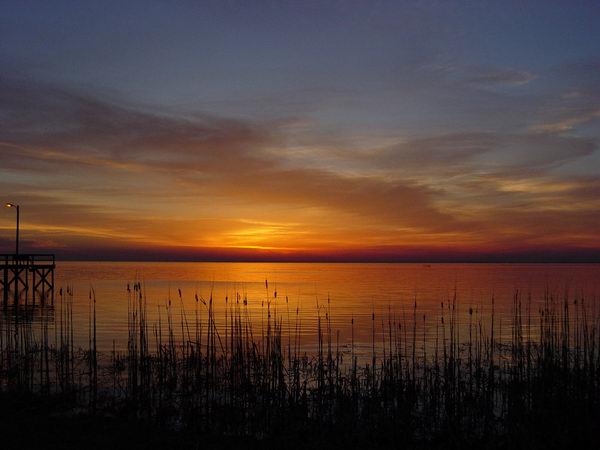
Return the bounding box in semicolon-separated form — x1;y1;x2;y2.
37;262;600;353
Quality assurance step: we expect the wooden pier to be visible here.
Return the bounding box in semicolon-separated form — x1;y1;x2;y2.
1;254;55;305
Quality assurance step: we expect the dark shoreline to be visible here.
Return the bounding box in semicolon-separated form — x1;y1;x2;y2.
2;391;599;450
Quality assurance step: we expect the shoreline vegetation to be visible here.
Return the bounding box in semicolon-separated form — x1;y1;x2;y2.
1;282;600;449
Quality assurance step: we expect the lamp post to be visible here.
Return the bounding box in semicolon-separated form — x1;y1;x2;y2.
5;203;19;257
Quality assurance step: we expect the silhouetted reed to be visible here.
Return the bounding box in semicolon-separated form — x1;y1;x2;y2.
1;283;599;448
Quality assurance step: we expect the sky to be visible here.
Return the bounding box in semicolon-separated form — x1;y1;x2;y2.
1;0;599;261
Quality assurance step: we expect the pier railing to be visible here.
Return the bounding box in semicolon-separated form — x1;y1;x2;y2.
1;254;56;268
1;254;55;304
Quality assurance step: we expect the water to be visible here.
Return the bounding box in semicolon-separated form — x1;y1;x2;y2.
32;261;597;354
3;261;599;444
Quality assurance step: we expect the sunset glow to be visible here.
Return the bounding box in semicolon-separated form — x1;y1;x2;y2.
1;1;599;261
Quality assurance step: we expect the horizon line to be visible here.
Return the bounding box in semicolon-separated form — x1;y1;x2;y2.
53;258;600;264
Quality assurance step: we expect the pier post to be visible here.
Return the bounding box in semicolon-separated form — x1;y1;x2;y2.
2;265;7;305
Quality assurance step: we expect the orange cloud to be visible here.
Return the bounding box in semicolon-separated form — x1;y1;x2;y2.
1;78;599;261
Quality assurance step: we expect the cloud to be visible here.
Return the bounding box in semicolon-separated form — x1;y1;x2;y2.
1;74;599;260
462;66;537;87
0;77;271;170
529;109;600;134
0;77;468;252
359;132;596;179
369;133;495;171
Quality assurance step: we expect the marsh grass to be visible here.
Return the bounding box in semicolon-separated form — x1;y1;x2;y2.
1;283;599;448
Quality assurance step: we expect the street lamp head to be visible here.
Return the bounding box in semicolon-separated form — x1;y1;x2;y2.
5;203;15;208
